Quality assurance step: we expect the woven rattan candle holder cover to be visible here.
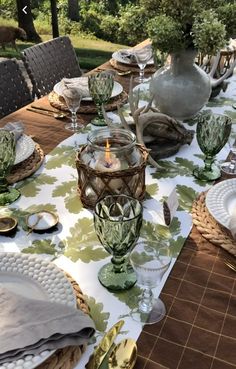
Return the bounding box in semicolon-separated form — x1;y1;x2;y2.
76;128;148;209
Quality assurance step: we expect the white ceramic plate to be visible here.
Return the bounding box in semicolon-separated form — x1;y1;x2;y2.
0;252;76;369
205;178;236;229
112;50;154;66
14;134;35;165
54;79;123;101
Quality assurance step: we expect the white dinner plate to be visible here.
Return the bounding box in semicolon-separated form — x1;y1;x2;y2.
112;50;154;66
205;178;236;229
14;134;35;165
54;79;123;101
0;252;76;369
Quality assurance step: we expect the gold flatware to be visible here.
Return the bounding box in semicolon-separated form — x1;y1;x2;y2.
117;70;132;76
27;214;43;235
108;338;137;369
224;258;236;272
31;104;67;115
26;107;67;120
85;320;124;369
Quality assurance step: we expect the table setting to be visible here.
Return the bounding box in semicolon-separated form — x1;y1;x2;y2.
0;47;236;369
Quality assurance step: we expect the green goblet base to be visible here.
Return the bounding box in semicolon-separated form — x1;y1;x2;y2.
0;188;20;206
98;262;137;291
193;164;221;181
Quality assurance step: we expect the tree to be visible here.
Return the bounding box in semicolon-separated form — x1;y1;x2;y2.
68;0;80;21
16;0;41;42
50;0;59;38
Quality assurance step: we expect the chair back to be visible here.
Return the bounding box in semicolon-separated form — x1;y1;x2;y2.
0;59;33;119
22;36;82;98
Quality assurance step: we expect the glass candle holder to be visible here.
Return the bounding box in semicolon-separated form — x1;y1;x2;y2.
76;128;148;209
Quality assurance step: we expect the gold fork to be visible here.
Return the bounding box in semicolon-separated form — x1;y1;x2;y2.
224;258;236;272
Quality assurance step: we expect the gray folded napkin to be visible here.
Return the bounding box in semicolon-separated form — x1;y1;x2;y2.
0;121;24;141
118;44;153;64
0;287;95;364
61;77;90;98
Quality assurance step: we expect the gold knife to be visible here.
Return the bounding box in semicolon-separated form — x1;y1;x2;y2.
85;320;124;369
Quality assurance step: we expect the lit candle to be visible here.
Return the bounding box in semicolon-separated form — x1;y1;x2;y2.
93;139;123;192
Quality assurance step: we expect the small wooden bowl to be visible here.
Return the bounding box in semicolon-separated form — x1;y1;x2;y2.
0;216;18;233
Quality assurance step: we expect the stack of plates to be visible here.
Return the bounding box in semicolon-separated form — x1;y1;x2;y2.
112;49;154;66
0;252;76;369
205;178;236;230
53;76;123;101
15;134;35;165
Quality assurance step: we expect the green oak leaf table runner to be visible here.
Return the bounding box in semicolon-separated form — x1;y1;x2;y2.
0;72;236;368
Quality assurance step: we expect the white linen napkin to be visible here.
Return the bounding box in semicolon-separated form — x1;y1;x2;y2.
118;44;153;64
0;121;24;141
0;287;95;364
228;206;236;239
61;77;90;98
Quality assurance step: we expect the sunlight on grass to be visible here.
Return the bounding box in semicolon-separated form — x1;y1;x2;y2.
0;17;127;70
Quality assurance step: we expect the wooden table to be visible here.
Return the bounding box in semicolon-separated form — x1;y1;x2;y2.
0;61;236;369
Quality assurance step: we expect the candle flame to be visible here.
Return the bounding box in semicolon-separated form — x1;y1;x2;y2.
105;139;112;166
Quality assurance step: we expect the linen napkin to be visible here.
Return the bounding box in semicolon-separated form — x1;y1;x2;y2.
117;44;153;64
228;206;236;239
61;76;90;98
0;121;24;141
0;287;95;364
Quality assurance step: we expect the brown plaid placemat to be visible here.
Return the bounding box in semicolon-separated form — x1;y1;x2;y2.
135;226;236;369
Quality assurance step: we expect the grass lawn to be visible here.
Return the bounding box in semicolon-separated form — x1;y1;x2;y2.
0;19;128;71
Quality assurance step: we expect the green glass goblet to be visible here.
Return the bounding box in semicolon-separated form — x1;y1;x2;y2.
88;73;114;126
193;112;232;181
94;194;143;291
0;130;21;205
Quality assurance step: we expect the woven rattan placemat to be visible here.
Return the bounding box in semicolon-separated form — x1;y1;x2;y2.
109;58;156;74
48;90;128;114
7;144;44;184
37;273;90;369
192;191;236;256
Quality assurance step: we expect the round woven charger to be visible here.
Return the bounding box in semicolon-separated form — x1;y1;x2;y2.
109;58;156;74
192;191;236;256
48;90;128;114
37;273;90;369
7;144;44;184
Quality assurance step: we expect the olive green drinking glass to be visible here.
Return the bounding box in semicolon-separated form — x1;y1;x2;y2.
0;130;20;205
193;112;232;181
88;73;114;126
94;194;143;291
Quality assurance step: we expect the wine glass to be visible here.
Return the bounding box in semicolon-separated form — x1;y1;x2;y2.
134;47;153;84
0;130;20;205
220;134;236;175
62;87;83;132
94;194;143;291
88;73;114;126
129;239;172;324
193;112;232;181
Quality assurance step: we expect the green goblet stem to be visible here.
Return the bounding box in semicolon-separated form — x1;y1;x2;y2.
204;154;214;172
0;178;8;193
111;255;126;273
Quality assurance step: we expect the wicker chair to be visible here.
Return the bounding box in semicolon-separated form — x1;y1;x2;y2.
21;36;82;98
0;59;33;119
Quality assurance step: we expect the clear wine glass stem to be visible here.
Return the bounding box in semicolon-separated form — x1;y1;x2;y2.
139;287;153;314
71;109;77;126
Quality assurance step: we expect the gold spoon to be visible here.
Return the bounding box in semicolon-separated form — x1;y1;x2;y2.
27;214;43;235
26;107;67;120
108;339;137;369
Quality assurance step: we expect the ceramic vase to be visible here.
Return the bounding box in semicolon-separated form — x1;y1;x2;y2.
150;49;211;120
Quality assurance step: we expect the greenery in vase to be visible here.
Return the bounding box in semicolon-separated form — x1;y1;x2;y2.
144;0;236;55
